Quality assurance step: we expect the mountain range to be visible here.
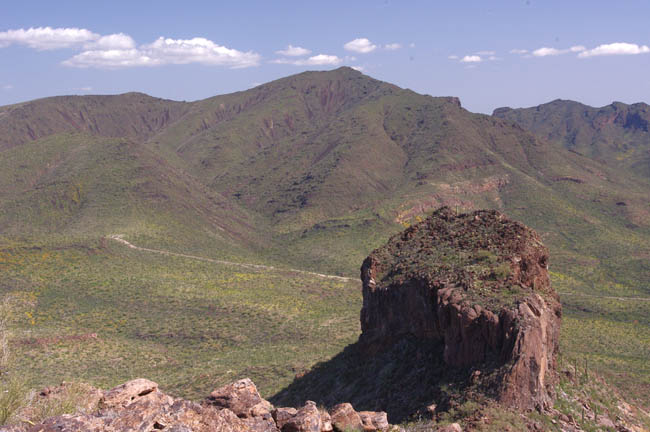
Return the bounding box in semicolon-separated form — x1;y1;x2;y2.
0;67;648;410
494;99;650;179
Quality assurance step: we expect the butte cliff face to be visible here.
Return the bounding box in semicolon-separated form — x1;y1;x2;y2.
359;207;562;410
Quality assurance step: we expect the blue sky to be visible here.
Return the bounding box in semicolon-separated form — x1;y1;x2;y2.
1;0;649;113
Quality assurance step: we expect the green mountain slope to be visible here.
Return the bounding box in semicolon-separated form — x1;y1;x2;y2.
493;99;650;179
0;93;189;151
0;132;266;260
0;67;648;406
144;69;650;282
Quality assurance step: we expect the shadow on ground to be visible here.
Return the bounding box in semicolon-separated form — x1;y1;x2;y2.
270;337;479;423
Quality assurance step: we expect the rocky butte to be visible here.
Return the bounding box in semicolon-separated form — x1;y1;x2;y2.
360;207;562;411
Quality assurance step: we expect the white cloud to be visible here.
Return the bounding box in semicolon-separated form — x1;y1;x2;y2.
451;51;496;62
578;42;650;58
76;86;93;91
460;55;481;63
409;42;416;48
510;49;528;54
85;33;136;50
301;54;341;65
271;54;342;66
2;84;13;90
0;26;260;69
276;44;311;56
64;37;261;69
63;49;155;68
532;47;563;57
344;38;377;53
143;37;260;67
521;42;649;59
384;43;401;50
533;45;585;57
0;27;99;50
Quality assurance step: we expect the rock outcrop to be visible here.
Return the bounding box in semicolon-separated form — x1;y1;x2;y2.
359;207;562;410
3;378;391;432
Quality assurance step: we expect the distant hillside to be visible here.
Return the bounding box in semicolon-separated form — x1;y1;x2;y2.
493;99;650;179
1;67;649;278
0;93;188;150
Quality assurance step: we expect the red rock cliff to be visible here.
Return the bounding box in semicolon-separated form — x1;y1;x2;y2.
359;207;561;410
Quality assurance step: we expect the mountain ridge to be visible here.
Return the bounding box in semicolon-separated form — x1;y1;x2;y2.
493;98;650;179
0;67;648;410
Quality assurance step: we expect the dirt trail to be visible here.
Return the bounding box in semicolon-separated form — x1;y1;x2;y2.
108;235;649;301
557;291;650;302
108;235;355;283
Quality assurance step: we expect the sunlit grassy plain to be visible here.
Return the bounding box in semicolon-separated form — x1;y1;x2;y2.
2;237;361;400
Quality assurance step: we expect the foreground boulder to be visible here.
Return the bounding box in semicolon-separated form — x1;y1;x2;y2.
359;207;562;410
100;378;160;409
274;401;389;432
207;378;273;418
272;407;299;430
330;403;363;431
359;411;389;431
3;378;390;432
280;401;322;432
207;378;277;432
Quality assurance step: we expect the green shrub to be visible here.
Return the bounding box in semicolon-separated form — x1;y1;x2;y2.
473;250;496;263
491;263;511;280
0;377;27;425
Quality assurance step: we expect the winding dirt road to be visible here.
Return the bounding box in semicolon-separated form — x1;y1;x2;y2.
108;234;355;283
108;235;650;301
556;291;650;302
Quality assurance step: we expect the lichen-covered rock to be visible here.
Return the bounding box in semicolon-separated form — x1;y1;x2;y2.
100;378;161;409
330;403;363;432
105;389;175;430
206;378;277;431
359;207;562;410
158;400;248;432
5;377;394;432
28;414;107;432
281;401;322;432
241;412;278;432
320;409;333;432
207;378;273;419
14;380;251;432
358;411;389;431
13;383;241;432
272;407;299;429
